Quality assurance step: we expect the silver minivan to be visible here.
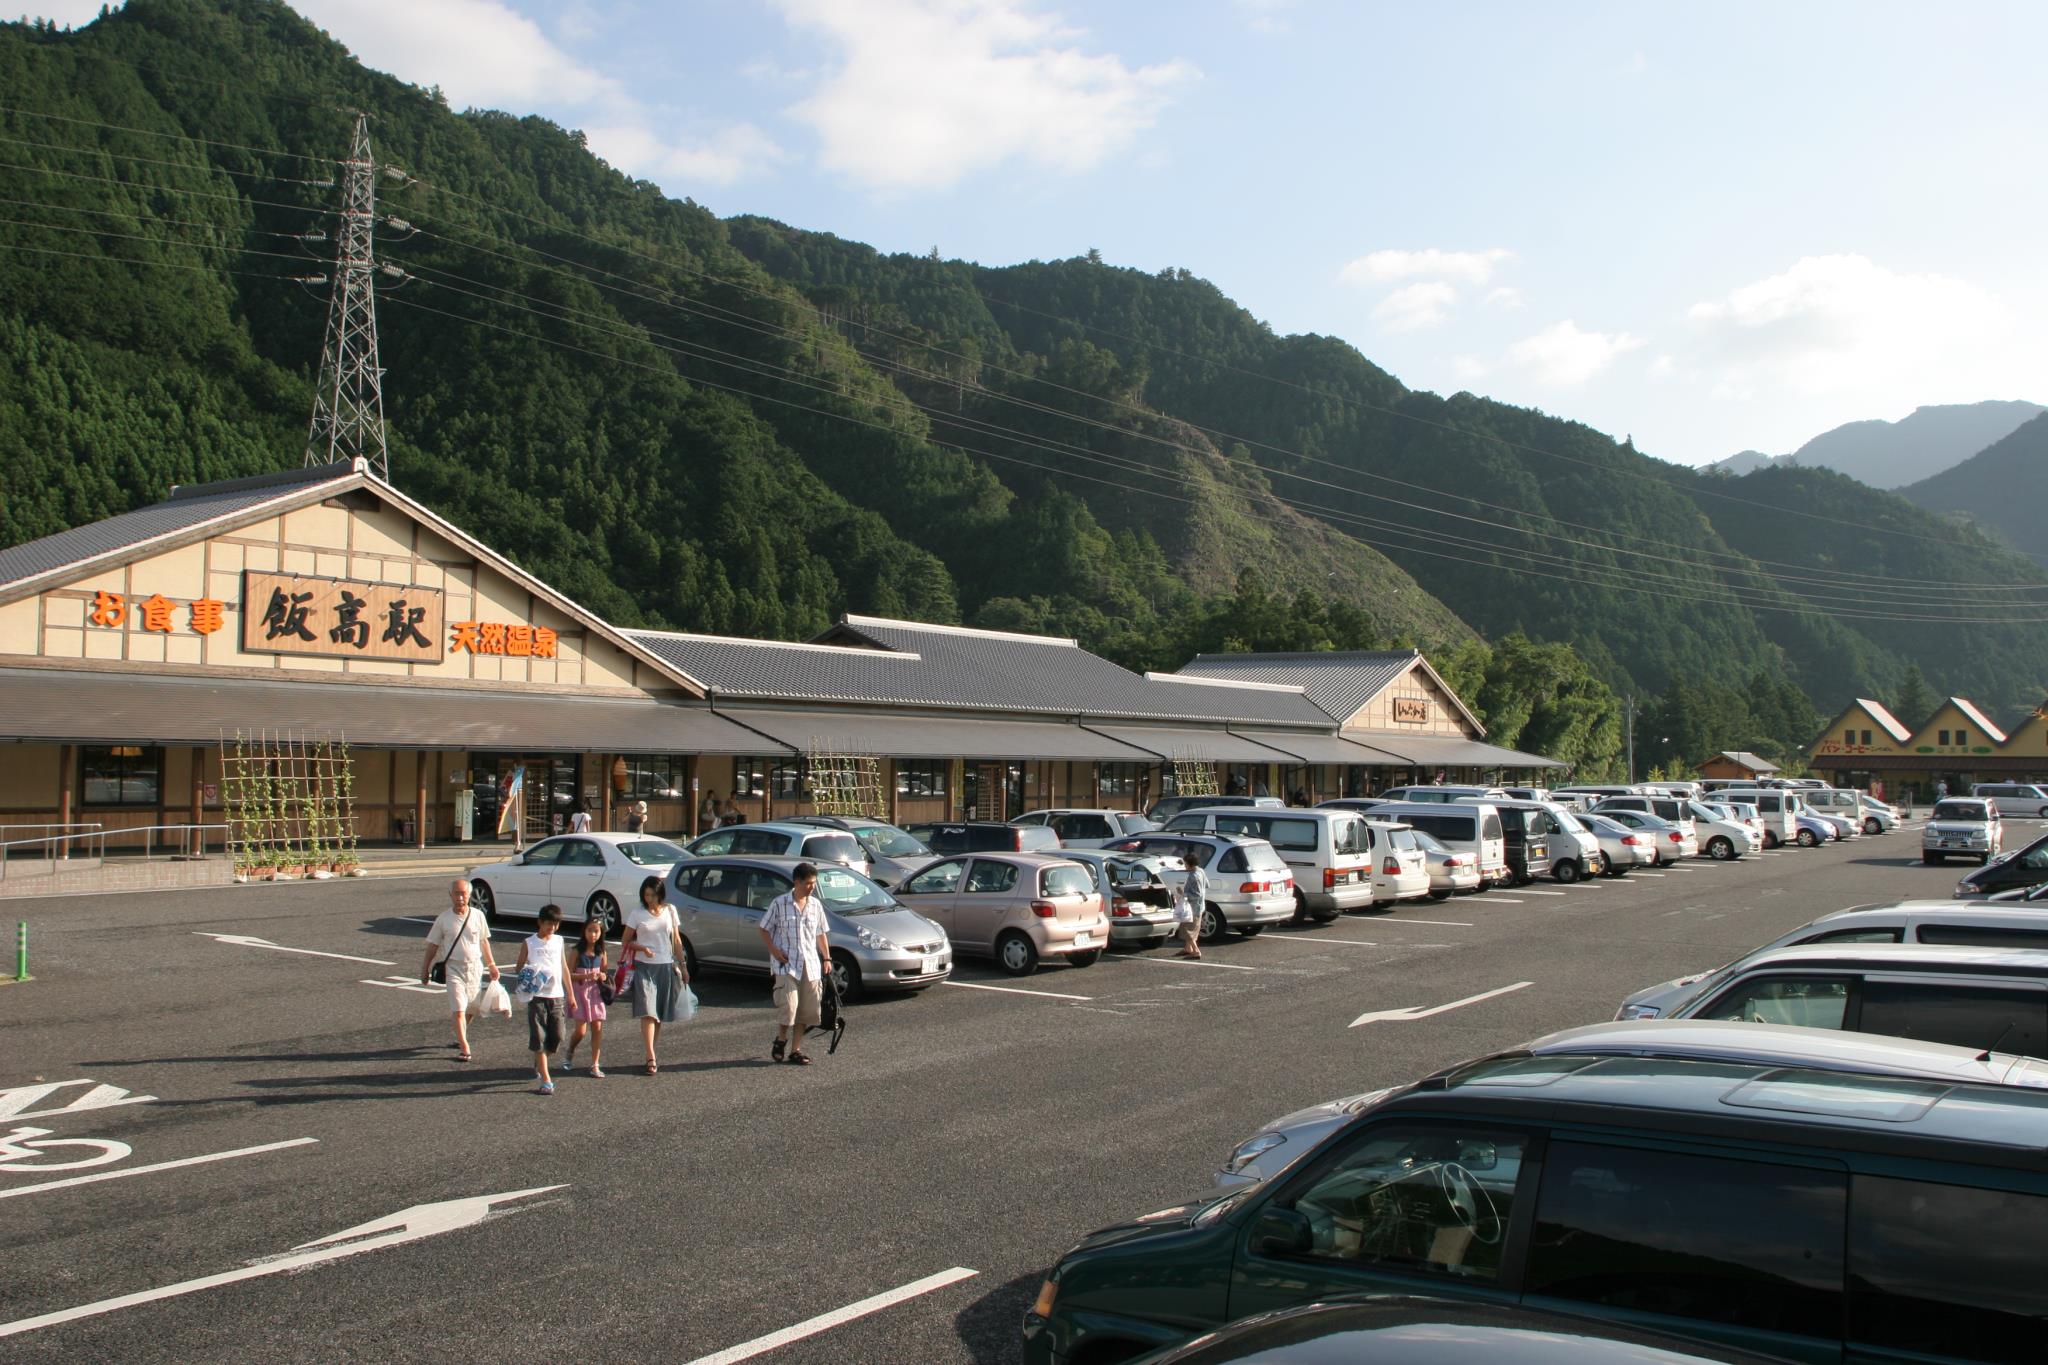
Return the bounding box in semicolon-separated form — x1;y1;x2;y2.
1714;787;1804;847
1975;783;2048;818
1163;807;1374;919
1350;800;1508;886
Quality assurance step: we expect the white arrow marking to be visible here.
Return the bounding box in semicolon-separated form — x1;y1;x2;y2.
0;1184;563;1338
193;933;392;966
361;976;446;994
1350;980;1533;1028
681;1267;979;1365
0;1081;158;1123
0;1138;317;1201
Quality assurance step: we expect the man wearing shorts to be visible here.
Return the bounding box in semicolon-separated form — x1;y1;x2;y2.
420;877;499;1062
759;862;832;1066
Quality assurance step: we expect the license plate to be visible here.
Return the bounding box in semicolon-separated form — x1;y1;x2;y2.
921;955;945;974
1072;931;1093;947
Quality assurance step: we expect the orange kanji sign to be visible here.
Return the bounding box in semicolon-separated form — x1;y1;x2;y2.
533;627;558;659
450;620;481;653
190;597;226;635
139;593;175;633
506;624;533;657
477;622;508;655
89;589;125;627
450;619;557;658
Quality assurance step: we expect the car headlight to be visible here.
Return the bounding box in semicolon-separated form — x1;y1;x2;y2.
1225;1132;1287;1173
1616;1003;1662;1020
1954;881;1987;895
854;926;901;952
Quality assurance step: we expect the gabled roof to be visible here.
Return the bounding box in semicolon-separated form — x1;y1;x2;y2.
1174;648;1486;735
0;460;710;698
0;463;359;599
680;615;1334;725
1715;750;1779;773
1854;698;1913;744
1948;697;2008;743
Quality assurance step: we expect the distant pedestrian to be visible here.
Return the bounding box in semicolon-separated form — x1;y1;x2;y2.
569;803;592;834
1172;848;1207;960
699;788;720;832
1226;772;1249;796
1288;786;1309;808
720;798;744;827
563;915;608;1078
419;877;498;1063
515;904;568;1094
1934;780;1949;803
761;861;832;1066
621;875;688;1074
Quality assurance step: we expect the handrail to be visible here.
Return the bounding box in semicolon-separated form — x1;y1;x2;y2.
0;823;229;879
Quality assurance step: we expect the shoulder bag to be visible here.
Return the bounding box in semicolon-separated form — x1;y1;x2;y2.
428;909;472;985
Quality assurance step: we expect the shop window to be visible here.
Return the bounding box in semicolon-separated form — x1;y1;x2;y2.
732;758;767;798
1958;729;1969;746
80;745;161;806
770;760;806;802
1845;728;1856;744
624;756;687;801
1097;762;1142;800
1862;729;1872;745
895;760;948;798
1939;730;1951;746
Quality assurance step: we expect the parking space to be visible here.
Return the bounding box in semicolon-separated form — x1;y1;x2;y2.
0;817;1999;1361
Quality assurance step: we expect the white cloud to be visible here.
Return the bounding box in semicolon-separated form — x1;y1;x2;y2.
13;0;110;25
775;0;1196;192
1507;319;1646;386
1371;281;1458;332
1450;354;1491;382
1648;352;1676;379
1338;247;1513;288
1684;253;2016;401
1234;0;1294;35
294;0;778;187
1483;285;1525;310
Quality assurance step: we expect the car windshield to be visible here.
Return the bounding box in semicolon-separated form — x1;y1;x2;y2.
618;840;687;865
1409;829;1448;854
1042;864;1094;897
813;867;896;915
1935;801;1991;821
1387;827;1419;852
860;826;931;858
1685;802;1721;822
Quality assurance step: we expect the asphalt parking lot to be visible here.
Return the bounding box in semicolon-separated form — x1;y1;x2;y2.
0;814;2015;1363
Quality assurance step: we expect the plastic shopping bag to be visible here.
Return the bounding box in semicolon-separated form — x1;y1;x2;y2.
676;983;699;1023
475;979;512;1019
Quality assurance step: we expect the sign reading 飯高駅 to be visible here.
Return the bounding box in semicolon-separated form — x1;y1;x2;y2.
240;571;446;663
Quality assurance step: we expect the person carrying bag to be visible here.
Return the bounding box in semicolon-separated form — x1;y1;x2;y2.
620;876;691;1075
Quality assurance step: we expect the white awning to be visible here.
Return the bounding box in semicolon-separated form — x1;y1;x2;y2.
715;708;1154;761
1343;731;1568;770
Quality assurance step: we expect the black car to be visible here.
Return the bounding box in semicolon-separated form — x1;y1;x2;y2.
1956;831;2048;898
1130;1296;1789;1364
904;821;1061;855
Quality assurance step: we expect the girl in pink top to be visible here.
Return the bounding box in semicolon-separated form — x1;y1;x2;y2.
563;916;609;1078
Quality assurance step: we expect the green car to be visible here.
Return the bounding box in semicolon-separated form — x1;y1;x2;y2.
1021;1048;2048;1365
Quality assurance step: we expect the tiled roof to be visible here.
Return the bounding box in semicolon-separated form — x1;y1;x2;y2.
1179;649;1418;721
1855;698;1913;744
0;463;360;598
630;617;1334;725
1949;697;2008;744
1716;750;1780;773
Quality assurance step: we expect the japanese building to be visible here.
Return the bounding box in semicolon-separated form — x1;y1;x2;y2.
1809;694;2044;800
0;460;1563;861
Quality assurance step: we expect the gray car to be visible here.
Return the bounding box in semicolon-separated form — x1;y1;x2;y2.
1615;901;2048;1019
1058;848;1179;945
664;855;951;998
1012;808;1158;848
681;821;872;878
1212;1019;2048;1188
783;815;935;887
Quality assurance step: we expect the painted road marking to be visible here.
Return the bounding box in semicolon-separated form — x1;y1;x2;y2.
1351;980;1535;1028
394;914;537;941
1632;872;1668;878
0;1137;319;1201
942;981;1093;1000
1514;889;1568;896
194;933;392;966
361;976;446;995
1132;956;1260;972
1381;919;1474;927
0;1081;157;1124
681;1267;980;1365
0;1185;561;1338
1482;897;1525;903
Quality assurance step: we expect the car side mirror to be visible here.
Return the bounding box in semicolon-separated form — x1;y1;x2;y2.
1251;1206;1312;1256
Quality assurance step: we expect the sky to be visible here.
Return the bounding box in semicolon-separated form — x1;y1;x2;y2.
22;0;2048;465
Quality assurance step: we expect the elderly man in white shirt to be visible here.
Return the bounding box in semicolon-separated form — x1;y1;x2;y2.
759;861;833;1066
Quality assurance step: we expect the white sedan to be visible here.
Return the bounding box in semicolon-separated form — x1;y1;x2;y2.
466;832;689;934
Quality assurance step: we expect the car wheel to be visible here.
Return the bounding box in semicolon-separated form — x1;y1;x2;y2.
1797;829;1820;848
469;880;497;917
1291;889;1311;925
1553;858;1581;884
1511;870;1533;887
1198;904;1226;942
1864;817;1881;836
1764;831;1781;849
1238;925;1264;937
586;890;622;938
1706;836;1735;861
1068;948;1102;968
1428;888;1450;901
996;931;1039;976
1921;854;1940;865
680;936;700;980
828;949;864;1000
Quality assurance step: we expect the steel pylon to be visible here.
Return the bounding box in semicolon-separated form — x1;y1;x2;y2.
304;113;389;478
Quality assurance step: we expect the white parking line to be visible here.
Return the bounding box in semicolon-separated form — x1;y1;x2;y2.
193;933;392;966
1381;918;1474;927
1514;889;1568;897
1132;956;1260;972
942;981;1092;1000
682;1268;980;1365
0;1138;319;1202
1631;872;1668;878
1482;897;1525;903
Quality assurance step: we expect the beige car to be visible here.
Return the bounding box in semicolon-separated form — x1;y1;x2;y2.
893;851;1111;975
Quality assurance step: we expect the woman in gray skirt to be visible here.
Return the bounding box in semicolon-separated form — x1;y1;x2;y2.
621;876;689;1075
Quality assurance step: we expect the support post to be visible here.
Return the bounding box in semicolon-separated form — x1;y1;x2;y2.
12;921;26;983
57;743;74;860
601;754;615;834
685;754;700;838
190;745;205;846
414;750;428;851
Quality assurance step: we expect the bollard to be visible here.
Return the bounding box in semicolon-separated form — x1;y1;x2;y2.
12;920;26;983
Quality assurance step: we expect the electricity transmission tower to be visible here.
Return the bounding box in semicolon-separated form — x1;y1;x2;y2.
304;112;390;478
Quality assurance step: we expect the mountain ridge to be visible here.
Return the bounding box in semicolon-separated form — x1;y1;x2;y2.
1706;400;2045;486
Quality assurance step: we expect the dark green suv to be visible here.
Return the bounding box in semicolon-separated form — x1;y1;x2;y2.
1021;1051;2048;1365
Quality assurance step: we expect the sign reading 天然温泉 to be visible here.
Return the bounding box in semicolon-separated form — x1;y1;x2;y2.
240;571;446;663
1392;697;1430;724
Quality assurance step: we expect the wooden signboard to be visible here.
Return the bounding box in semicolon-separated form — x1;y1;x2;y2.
240;571;446;663
1392;696;1430;724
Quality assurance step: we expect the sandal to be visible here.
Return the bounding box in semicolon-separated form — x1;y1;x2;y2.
644;1060;658;1076
455;1051;473;1063
787;1051;812;1066
771;1037;787;1062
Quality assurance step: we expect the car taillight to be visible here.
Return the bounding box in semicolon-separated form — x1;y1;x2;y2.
1110;897;1131;917
1240;880;1272;893
1029;900;1056;918
1446;856;1466;867
1013;831;1025;850
1668;832;1682;842
1622;835;1641;845
1383;857;1400;875
1323;868;1337;889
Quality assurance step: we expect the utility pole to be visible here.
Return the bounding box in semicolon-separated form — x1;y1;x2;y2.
304;112;390;479
1625;695;1636;784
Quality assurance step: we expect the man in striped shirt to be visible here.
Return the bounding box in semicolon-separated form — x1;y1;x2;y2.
760;861;833;1066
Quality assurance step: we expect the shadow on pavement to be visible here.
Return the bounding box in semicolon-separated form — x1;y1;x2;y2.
953;1269;1040;1364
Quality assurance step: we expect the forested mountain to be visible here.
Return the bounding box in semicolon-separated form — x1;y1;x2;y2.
3;0;2046;747
1897;413;2048;566
1706;401;2045;487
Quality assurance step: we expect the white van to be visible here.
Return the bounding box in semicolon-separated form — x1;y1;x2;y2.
1717;787;1805;847
1161;806;1375;919
1553;784;1648;805
1359;800;1509;887
1803;787;1871;832
1361;818;1431;902
1373;785;1507;804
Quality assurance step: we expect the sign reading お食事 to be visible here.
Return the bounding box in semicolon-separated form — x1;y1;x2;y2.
240;571;446;662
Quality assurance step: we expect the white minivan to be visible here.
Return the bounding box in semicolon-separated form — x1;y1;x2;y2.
1802;787;1870;832
1161;806;1375;919
1362;818;1431;902
1717;787;1805;848
1353;800;1509;887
